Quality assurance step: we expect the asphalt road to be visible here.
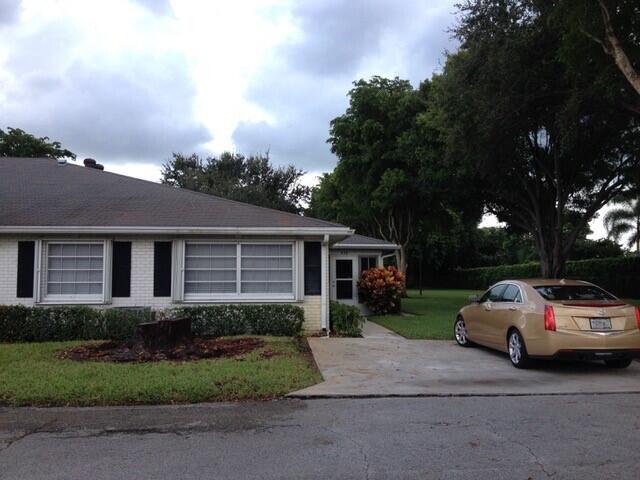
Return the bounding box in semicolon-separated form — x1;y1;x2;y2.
1;395;639;480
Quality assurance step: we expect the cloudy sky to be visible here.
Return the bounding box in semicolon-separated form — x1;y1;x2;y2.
0;0;456;181
0;0;613;238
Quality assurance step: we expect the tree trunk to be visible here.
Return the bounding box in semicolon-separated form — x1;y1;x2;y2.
598;0;640;96
135;317;192;350
396;245;407;275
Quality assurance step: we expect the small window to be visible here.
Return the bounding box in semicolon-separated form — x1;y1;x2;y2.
501;285;520;303
45;242;104;300
360;256;377;274
480;284;507;303
533;285;616;301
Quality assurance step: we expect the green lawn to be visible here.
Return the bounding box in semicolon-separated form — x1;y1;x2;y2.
0;337;321;407
371;289;639;340
370;289;480;340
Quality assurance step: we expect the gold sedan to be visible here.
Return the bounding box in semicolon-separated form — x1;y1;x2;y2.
454;279;640;368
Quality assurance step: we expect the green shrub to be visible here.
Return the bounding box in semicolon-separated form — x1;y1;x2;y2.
101;308;154;341
330;301;364;337
173;304;304;337
0;306;151;343
448;256;640;298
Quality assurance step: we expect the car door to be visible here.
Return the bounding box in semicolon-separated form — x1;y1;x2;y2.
467;284;507;346
485;284;522;348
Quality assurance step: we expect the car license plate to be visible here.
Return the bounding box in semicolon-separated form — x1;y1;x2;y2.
590;318;611;330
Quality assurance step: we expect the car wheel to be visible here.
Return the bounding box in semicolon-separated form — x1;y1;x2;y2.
507;329;531;369
604;358;632;369
454;316;472;347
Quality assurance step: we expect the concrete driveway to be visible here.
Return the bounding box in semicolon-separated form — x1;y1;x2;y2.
290;322;640;397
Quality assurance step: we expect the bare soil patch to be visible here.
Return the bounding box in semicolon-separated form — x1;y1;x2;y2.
60;336;265;363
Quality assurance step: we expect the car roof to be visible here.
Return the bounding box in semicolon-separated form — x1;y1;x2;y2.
503;279;595;287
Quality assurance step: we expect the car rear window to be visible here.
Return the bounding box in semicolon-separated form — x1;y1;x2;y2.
533;285;617;301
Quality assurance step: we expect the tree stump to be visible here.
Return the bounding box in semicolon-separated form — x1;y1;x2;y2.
135;317;192;350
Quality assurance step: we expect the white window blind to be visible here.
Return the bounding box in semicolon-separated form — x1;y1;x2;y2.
46;243;104;297
183;242;294;298
241;244;293;294
184;243;236;294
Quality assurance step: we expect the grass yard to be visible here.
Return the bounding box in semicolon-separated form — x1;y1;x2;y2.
371;289;640;340
370;289;480;340
0;336;321;407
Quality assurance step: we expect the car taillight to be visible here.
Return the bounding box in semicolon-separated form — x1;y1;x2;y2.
635;306;640;329
544;305;556;331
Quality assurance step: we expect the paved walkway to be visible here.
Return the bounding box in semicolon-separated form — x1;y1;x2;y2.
290;321;640;397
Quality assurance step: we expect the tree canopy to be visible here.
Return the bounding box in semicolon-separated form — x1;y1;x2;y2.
431;0;640;277
308;77;480;273
161;152;311;214
0;127;75;160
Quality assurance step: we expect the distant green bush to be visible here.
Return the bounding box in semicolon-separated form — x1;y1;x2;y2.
448;256;640;298
330;301;364;337
0;306;152;343
173;304;304;337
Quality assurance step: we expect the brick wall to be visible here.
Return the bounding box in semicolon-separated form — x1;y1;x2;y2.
0;237;326;334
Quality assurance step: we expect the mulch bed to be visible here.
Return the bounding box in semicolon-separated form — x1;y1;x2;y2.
59;336;265;363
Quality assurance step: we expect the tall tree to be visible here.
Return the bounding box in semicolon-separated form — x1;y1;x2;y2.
432;0;640;277
161;152;311;214
0;127;75;160
311;77;475;273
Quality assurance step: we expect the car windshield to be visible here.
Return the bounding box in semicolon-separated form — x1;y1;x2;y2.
533;285;617;301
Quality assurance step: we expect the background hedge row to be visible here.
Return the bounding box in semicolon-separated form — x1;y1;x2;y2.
0;306;152;343
446;256;640;298
0;304;305;343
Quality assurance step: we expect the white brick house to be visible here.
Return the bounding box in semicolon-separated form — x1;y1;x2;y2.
0;158;397;333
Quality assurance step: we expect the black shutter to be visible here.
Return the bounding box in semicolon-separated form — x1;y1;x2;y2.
304;242;321;296
16;241;35;298
111;241;132;297
153;241;172;297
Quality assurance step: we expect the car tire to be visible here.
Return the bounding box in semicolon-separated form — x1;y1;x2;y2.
604;358;632;369
454;316;473;347
507;329;532;369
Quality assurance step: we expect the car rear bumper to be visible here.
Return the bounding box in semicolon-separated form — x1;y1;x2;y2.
526;329;640;357
542;349;640;361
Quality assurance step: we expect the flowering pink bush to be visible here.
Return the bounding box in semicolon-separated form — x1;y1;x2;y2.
357;266;405;314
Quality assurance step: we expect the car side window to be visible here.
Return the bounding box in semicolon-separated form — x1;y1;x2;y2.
480;284;507;303
501;284;521;303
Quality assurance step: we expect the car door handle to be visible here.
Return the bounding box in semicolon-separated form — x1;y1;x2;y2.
508;306;517;311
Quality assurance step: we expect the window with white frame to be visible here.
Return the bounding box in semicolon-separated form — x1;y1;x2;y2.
183;242;294;299
45;242;104;299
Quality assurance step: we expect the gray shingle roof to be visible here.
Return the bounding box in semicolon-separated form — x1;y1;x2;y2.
0;157;349;231
332;234;398;249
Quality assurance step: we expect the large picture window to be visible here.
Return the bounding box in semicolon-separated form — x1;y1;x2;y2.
183;242;294;299
45;242;104;300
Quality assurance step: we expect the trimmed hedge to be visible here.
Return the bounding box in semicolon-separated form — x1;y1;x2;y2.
329;301;364;337
172;304;305;337
0;306;152;343
448;256;640;298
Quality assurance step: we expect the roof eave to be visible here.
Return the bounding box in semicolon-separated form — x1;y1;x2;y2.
331;243;400;250
0;226;355;236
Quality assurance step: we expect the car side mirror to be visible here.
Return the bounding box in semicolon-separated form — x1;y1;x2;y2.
468;294;479;303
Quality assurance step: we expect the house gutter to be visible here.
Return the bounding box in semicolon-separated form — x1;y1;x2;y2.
0;226;354;237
